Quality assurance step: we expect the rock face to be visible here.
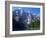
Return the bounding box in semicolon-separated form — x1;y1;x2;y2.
12;9;32;31
12;8;40;31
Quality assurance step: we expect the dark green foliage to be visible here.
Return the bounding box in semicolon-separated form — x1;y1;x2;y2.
27;19;40;30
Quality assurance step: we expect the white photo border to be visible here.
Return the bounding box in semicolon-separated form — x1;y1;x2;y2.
10;4;43;34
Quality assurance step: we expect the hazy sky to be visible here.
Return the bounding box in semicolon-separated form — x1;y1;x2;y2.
12;7;40;16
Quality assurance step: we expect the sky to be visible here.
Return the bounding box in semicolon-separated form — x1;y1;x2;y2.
12;7;40;16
